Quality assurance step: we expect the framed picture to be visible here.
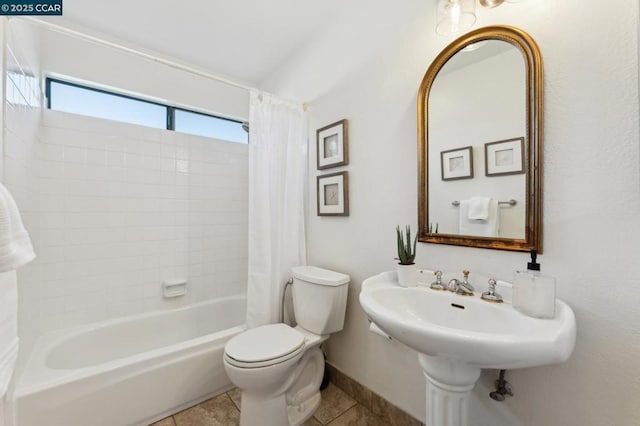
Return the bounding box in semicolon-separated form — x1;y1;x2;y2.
317;171;349;216
317;119;348;170
484;137;525;177
440;146;473;181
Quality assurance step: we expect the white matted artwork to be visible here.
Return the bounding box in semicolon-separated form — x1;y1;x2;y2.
317;119;348;170
317;171;349;216
485;137;525;177
440;146;473;181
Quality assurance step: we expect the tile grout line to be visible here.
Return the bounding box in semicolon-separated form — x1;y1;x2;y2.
321;399;358;425
226;390;241;412
225;391;241;413
325;405;357;426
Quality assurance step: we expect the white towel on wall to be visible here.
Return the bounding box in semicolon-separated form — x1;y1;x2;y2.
459;198;500;237
0;184;35;272
467;196;491;220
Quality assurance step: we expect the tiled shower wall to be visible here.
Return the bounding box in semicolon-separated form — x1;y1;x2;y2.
3;20;249;337
20;111;249;334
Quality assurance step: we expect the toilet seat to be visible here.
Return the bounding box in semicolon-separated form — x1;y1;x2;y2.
225;324;305;368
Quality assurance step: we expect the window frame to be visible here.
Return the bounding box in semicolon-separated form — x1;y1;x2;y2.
45;77;248;143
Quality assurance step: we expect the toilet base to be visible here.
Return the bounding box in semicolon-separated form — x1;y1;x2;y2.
236;347;325;426
240;392;288;426
288;391;321;426
239;388;321;426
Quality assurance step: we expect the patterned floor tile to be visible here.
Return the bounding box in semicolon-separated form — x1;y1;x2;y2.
327;404;389;426
313;384;358;424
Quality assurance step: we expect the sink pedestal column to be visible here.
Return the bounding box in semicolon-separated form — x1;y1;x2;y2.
418;354;481;426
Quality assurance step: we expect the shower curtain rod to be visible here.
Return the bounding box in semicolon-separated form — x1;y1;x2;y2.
15;17;307;110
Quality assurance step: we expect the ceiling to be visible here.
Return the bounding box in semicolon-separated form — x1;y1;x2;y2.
56;0;345;86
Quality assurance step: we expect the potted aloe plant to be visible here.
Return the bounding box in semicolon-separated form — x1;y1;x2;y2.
396;225;418;287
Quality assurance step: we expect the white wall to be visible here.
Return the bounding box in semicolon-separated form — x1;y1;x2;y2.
264;1;640;425
9;21;250;337
39;27;248;122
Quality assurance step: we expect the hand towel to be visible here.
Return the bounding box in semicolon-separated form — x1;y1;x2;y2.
467;196;491;220
0;184;36;272
459;198;500;237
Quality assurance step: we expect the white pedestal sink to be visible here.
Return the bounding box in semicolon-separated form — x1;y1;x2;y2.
359;271;576;426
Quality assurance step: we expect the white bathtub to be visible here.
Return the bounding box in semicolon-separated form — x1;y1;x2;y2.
11;295;247;426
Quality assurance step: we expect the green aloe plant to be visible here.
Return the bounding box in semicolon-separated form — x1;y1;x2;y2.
396;225;417;265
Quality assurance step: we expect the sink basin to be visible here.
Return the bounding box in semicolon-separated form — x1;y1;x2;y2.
359;271;576;426
359;271;576;369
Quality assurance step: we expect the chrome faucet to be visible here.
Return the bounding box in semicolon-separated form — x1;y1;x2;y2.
448;270;474;296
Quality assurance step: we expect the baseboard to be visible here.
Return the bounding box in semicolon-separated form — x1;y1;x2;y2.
325;363;424;426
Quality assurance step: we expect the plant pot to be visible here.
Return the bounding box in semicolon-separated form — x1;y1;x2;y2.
397;264;418;287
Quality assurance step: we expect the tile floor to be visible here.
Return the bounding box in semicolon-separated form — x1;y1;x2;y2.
151;383;390;426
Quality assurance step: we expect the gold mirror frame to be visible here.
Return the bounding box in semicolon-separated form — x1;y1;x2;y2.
418;25;543;252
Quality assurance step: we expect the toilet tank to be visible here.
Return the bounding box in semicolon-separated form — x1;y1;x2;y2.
291;266;350;335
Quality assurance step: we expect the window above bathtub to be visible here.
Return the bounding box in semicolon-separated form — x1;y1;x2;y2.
45;77;249;144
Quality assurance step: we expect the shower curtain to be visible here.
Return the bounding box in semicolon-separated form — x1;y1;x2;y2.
246;91;307;328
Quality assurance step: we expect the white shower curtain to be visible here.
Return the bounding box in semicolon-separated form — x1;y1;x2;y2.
246;91;307;328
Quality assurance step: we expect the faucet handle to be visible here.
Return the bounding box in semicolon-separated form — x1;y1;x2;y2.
488;278;497;291
430;270;445;291
463;270;470;281
481;278;503;303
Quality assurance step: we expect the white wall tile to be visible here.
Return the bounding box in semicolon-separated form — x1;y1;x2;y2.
86;149;107;166
5;98;247;333
6;22;248;338
14;110;248;336
63;146;86;163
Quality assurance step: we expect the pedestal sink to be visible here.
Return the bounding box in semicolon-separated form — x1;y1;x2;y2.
359;271;576;426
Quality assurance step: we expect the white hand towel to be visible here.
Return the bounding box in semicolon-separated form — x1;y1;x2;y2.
0;184;35;272
459;199;500;237
467;196;491;220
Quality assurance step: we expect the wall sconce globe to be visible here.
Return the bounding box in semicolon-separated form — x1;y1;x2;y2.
436;0;477;35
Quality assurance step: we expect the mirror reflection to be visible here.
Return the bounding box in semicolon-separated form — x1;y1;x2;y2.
428;40;526;239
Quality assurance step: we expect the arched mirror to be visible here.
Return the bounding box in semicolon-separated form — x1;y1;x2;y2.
418;25;543;252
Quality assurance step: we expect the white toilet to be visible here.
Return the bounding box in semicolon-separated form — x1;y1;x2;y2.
223;266;350;426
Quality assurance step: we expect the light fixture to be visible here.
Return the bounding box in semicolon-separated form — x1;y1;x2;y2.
436;0;525;36
479;0;505;8
436;0;476;35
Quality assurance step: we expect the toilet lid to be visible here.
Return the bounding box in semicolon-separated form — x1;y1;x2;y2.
225;324;305;364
